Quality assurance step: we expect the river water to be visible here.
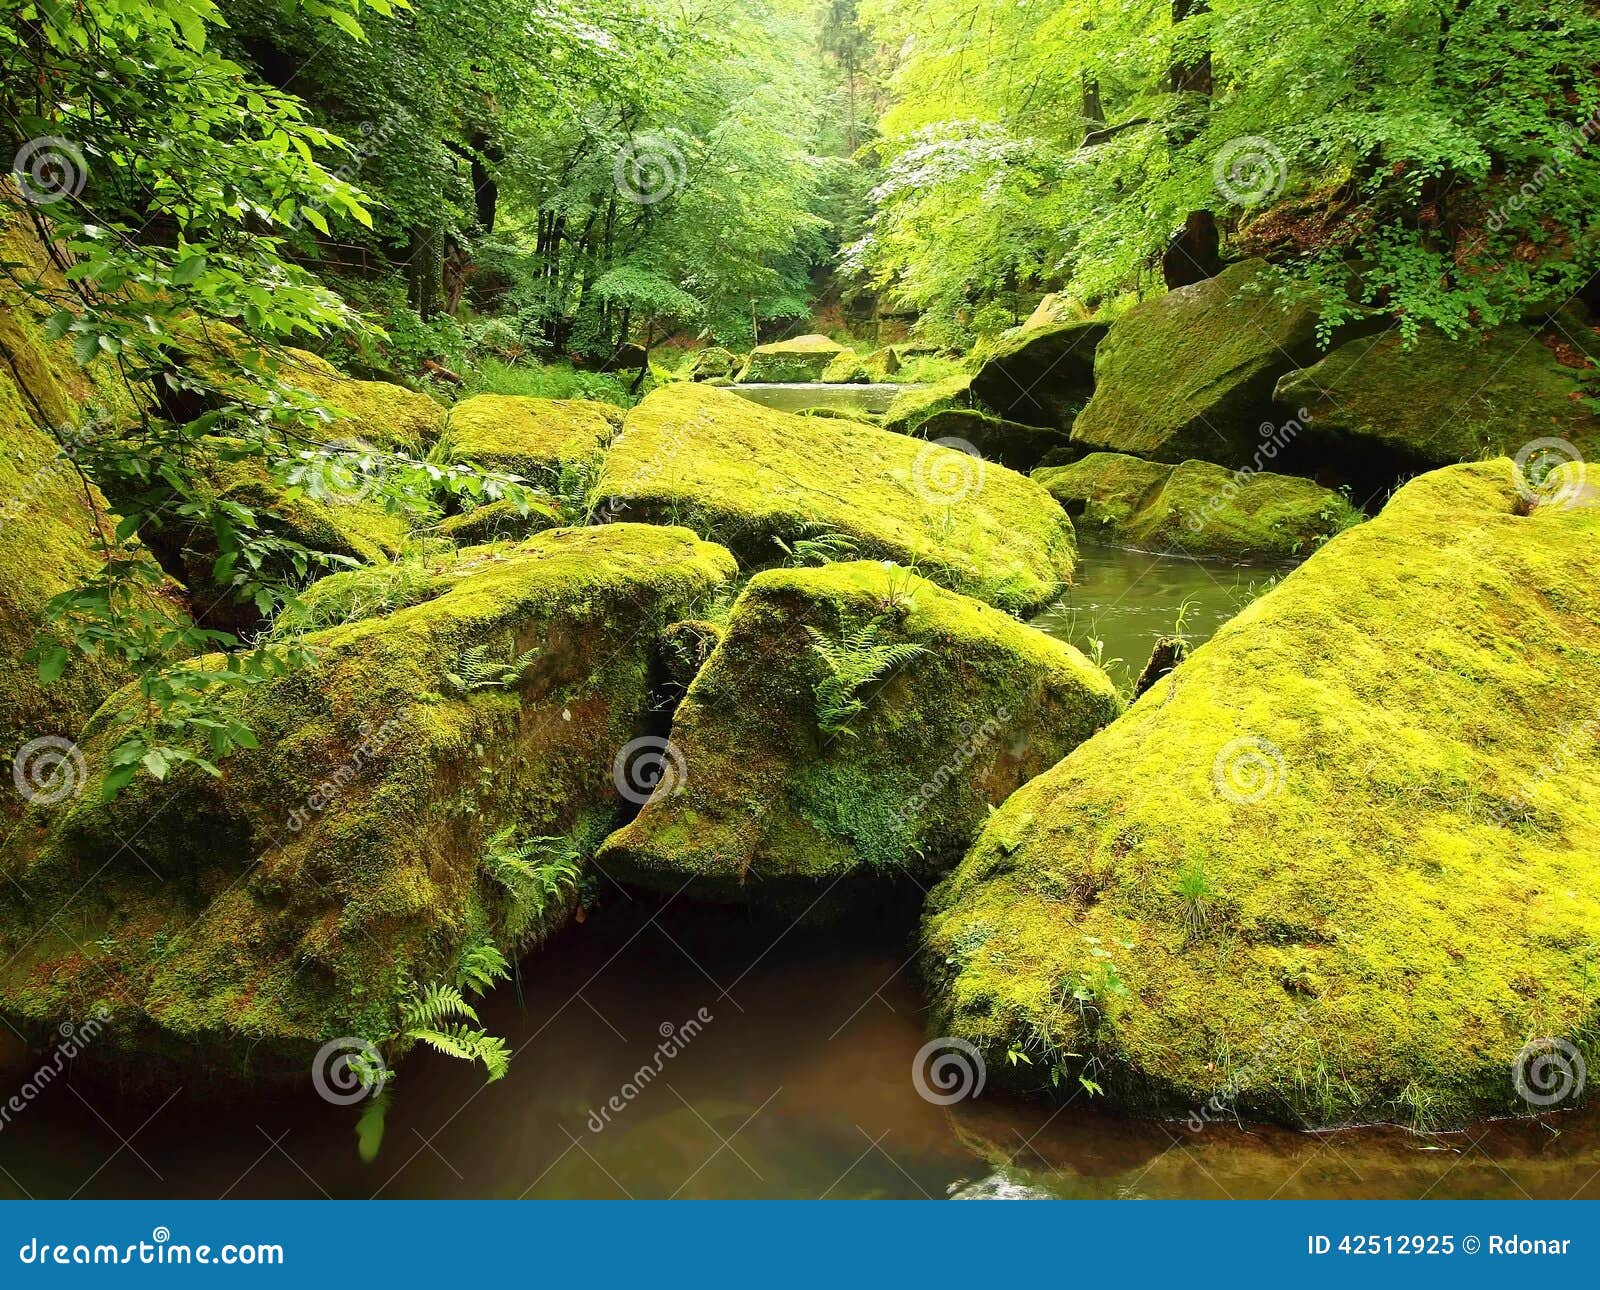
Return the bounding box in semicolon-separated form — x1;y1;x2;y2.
1;548;1594;1200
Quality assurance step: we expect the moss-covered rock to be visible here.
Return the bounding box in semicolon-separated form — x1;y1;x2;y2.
1072;260;1322;466
881;375;974;435
288;362;445;455
1274;328;1599;470
595;383;1077;613
820;349;870;384
924;460;1600;1128
863;346;902;380
0;210;141;762
969;321;1107;431
736;334;847;383
0;524;738;1083
678;346;738;382
1021;293;1090;331
598;562;1121;909
919;409;1070;473
1034;452;1361;562
447;394;619;486
438;497;562;547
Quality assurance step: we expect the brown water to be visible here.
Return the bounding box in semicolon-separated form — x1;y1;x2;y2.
2;548;1594;1201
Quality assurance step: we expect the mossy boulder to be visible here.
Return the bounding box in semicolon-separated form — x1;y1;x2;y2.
736;334;846;383
447;394;619;486
1274;328;1598;470
863;346;902;380
287;360;445;455
1072;260;1322;466
438;497;562;547
1034;452;1362;562
1021;293;1090;331
881;375;974;435
820;349;870;384
678;346;738;382
598;562;1121;909
595;383;1077;613
969;321;1108;431
0;524;738;1082
925;460;1600;1128
918;408;1070;473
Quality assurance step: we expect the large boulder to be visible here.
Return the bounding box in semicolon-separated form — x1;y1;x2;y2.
924;460;1600;1128
0;524;738;1082
968;321;1108;431
447;394;619;487
1274;327;1598;471
736;334;846;383
820;349;870;384
1072;260;1322;467
598;562;1121;908
1034;452;1361;562
881;376;974;435
595;384;1077;614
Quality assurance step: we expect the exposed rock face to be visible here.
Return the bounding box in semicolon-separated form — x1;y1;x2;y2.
736;334;846;383
1033;451;1362;562
0;525;738;1082
598;562;1121;909
925;461;1600;1128
1274;327;1598;470
918;409;1070;473
1072;260;1322;467
595;383;1078;614
968;321;1108;431
448;394;619;485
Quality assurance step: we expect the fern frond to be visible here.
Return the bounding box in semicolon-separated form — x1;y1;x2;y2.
406;1023;512;1081
400;980;479;1030
457;937;511;996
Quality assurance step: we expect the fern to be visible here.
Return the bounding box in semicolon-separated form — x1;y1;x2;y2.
481;827;582;936
773;530;860;567
457;936;511;996
444;642;539;694
405;1023;512;1082
806;618;927;737
400;980;479;1030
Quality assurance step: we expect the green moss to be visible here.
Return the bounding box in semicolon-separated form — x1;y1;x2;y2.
438;497;562;547
679;347;737;381
862;346;901;381
925;460;1600;1127
599;561;1121;910
882;375;972;435
0;524;739;1082
447;393;619;486
1275;327;1598;468
968;320;1107;430
1035;452;1362;562
596;383;1078;613
820;349;870;384
1072;260;1322;466
735;334;846;383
